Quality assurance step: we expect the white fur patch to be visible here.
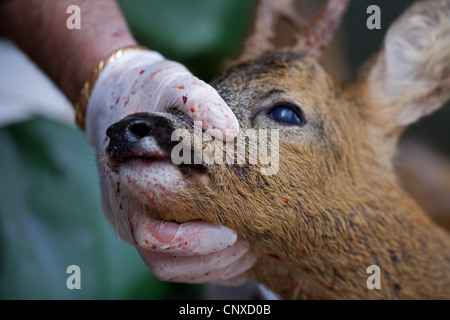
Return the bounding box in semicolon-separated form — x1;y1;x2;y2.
120;160;187;208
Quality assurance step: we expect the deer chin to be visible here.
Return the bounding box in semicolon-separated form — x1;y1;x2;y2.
108;156;210;223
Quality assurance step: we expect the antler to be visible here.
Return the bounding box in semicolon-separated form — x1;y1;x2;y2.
294;0;349;56
239;0;350;61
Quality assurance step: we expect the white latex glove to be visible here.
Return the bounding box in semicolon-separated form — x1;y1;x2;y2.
129;208;256;285
84;49;256;285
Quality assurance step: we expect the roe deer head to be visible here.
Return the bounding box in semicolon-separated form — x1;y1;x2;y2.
104;0;450;299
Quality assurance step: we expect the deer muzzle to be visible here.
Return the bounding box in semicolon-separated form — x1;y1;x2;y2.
105;112;207;175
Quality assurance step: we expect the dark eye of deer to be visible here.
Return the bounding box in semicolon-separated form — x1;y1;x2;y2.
269;105;302;125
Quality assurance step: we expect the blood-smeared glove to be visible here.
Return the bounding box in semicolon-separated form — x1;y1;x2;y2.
83;48;256;285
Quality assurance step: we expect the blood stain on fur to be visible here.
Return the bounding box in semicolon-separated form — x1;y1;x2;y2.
267;254;282;261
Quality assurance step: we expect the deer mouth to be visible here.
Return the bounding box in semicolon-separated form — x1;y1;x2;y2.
102;112;211;213
106;147;208;177
105;112;209;176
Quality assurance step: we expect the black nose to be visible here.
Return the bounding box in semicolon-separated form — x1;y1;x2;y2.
106;112;175;163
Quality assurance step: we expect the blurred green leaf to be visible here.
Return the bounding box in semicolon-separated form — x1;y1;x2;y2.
117;0;256;80
0;117;199;299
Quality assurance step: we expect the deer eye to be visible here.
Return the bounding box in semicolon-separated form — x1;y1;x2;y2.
269;104;303;125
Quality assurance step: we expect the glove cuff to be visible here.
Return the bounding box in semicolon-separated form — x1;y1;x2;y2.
74;45;149;130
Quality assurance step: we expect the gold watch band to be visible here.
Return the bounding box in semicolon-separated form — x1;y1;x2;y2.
74;45;147;130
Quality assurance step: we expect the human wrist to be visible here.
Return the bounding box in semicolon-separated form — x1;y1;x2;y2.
65;36;138;104
49;0;139;104
74;45;151;130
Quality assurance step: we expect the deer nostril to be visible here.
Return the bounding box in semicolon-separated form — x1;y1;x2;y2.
128;120;152;139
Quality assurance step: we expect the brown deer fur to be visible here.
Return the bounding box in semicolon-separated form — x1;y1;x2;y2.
109;0;450;299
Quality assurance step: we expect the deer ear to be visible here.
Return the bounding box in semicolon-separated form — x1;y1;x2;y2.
362;0;450;127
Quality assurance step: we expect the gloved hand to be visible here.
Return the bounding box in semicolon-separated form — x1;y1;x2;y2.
83;48;256;285
129;208;256;285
